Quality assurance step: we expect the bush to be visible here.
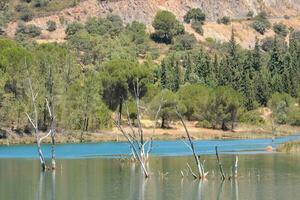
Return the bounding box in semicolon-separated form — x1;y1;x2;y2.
196;120;212;129
273;23;288;37
288;108;300;126
15;23;41;38
47;20;56;32
251;11;271;34
261;36;286;52
172;33;197;50
34;0;48;7
217;16;231;25
239;110;265;125
191;20;203;35
65;21;84;36
184;8;205;24
251;20;268;34
19;7;34;21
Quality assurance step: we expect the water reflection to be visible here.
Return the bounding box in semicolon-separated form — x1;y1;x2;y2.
1;154;300;200
36;171;56;200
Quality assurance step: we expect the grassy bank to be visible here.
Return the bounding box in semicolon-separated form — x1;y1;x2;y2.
277;141;300;152
1;121;300;145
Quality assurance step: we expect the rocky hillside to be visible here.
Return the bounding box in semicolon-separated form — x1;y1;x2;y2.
4;0;300;46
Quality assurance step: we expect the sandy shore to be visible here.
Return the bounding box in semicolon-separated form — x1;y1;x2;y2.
1;121;300;145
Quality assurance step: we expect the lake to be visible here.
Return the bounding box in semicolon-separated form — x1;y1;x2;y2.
0;136;300;200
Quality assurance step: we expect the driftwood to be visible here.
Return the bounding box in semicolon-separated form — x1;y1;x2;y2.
176;109;208;179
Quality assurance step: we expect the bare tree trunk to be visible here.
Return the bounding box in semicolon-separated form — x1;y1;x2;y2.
176;109;207;179
26;77;48;171
215;146;226;180
46;98;56;170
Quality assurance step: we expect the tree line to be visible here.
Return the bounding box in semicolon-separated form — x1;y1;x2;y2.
1;10;300;138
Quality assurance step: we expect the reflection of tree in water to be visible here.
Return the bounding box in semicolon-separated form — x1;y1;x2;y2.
216;181;224;200
129;163;148;200
36;171;56;200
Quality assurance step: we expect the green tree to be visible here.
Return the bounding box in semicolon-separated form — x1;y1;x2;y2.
204;86;243;130
152;10;184;44
149;89;185;128
184;8;206;23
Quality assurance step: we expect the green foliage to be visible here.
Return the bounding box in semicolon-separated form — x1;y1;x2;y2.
184;8;205;24
204;86;243;130
287;107;300;126
34;0;49;7
85;15;123;36
19;6;34;21
217;16;231;25
268;92;294;124
15;23;41;39
46;20;56;32
177;84;210;120
171;33;197;51
152;10;184;44
273;23;288;37
149;89;186;128
65;21;84;37
251;11;271;34
239;110;264;125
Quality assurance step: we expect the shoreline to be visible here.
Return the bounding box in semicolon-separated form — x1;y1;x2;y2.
1;122;300;146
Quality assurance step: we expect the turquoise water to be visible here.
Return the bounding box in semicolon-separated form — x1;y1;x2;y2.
0;134;299;159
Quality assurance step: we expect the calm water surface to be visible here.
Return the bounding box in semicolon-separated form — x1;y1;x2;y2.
0;136;300;200
0;154;300;200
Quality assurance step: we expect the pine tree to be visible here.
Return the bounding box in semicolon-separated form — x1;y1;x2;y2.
252;38;261;72
160;60;167;88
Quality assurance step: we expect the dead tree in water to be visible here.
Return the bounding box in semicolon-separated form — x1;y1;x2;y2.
113;79;159;178
215;146;226;180
46;98;56;169
25;77;51;171
176;109;208;179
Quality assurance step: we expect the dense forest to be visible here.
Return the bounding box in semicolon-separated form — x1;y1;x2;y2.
1;5;300;138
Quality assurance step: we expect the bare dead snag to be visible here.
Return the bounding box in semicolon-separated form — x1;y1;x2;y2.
25;77;48;171
114;79;162;178
46;98;56;170
215;146;226;180
176;109;208;179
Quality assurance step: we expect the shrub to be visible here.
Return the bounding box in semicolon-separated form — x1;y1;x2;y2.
19;7;34;21
172;33;197;51
288;108;300;126
251;20;268;34
15;23;41;38
261;36;286;52
273;22;288;37
34;0;48;7
65;21;84;36
217;16;231;25
196;120;212;129
184;8;205;24
47;20;56;32
239;110;265;125
191;20;203;35
251;11;271;34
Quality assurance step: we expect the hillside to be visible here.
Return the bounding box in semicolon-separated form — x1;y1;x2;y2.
2;0;300;47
